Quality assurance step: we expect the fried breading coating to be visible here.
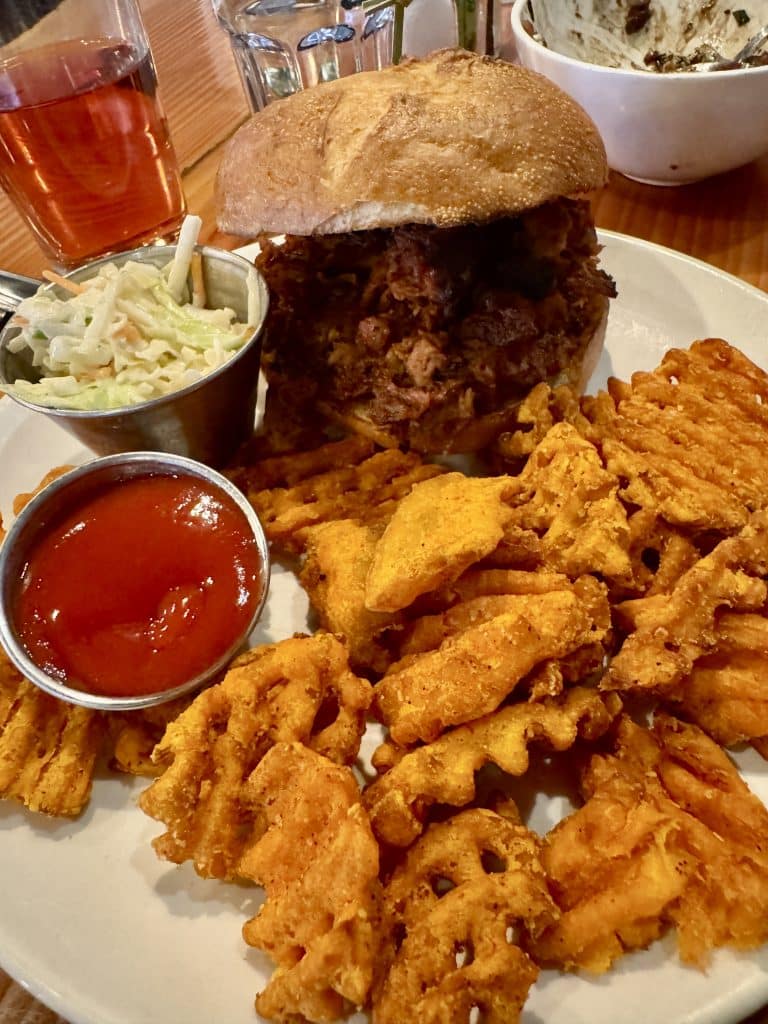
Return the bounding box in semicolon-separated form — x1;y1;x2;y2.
665;611;768;748
239;743;381;1024
374;580;610;745
424;567;573;609
139;633;372;878
229;437;443;555
492;381;591;468
229;436;375;493
364;687;622;847
532;714;768;971
584;339;768;532
397;593;548;661
374;810;557;1024
107;696;192;777
501;423;632;584
397;575;611;675
605;509;768;693
300;518;400;676
0;651;104;817
619;508;700;599
364;473;517;613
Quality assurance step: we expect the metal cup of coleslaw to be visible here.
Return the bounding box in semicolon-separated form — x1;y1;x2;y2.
0;243;269;468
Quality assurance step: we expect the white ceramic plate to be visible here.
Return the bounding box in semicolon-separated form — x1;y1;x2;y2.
1;231;768;1024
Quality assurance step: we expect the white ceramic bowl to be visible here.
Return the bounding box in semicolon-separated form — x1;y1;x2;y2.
510;0;768;185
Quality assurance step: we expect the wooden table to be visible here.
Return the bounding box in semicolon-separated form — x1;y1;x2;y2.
2;2;768;1023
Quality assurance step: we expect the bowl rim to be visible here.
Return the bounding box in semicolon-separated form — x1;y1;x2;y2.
0;243;269;421
0;450;271;711
510;0;768;81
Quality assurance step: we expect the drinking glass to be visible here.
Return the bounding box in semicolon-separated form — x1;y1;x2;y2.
212;0;407;112
0;0;186;268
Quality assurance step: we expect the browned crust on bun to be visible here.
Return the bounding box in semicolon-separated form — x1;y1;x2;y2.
215;48;608;237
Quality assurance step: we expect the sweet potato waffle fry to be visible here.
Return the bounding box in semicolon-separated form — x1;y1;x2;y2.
239;743;381;1024
373;579;611;745
619;508;700;600
665;611;768;750
107;697;194;777
139;633;372;879
373;809;557;1024
0;650;104;817
498;423;632;584
532;714;768;972
497;339;768;536
300;519;400;676
364;687;622;847
227;436;443;555
493;381;592;467
365;473;518;613
605;509;768;693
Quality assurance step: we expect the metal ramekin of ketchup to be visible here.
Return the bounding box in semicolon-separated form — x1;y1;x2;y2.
0;452;270;711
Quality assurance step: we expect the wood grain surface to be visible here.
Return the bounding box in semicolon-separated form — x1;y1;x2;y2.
1;1;768;1022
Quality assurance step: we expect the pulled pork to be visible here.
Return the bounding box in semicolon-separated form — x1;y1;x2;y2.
256;198;616;453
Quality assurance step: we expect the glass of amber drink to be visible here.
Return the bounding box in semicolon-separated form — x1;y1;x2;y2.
0;0;186;267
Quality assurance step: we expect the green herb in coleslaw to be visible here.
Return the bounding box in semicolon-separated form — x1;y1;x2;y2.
5;218;259;411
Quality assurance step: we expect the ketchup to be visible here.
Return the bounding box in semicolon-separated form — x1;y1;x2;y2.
13;474;263;698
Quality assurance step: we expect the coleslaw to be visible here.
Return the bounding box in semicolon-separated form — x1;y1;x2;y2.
4;216;259;411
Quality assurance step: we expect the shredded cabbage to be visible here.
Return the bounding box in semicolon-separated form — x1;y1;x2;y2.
6;244;256;411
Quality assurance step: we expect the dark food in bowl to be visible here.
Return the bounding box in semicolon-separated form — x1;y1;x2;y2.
644;44;768;71
215;48;614;454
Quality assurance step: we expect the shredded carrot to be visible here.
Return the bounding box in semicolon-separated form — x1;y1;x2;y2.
115;323;141;343
12;315;29;326
190;252;206;308
42;269;86;295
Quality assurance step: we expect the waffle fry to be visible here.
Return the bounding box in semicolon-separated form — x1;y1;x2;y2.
374;810;557;1024
107;696;193;777
364;687;622;847
229;436;375;493
492;381;591;467
533;714;768;971
228;437;443;555
240;743;381;1024
373;580;611;745
586;339;768;533
618;508;700;599
605;509;768;693
300;518;400;676
665;611;768;749
0;651;104;817
395;574;610;677
139;633;372;879
364;473;518;613
500;423;632;584
423;567;574;608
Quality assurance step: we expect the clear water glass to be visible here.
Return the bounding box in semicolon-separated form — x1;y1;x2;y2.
212;0;400;111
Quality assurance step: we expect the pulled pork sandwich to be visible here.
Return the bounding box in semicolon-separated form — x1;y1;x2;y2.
216;49;615;453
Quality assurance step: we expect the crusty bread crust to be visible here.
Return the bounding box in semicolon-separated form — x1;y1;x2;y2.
215;49;608;237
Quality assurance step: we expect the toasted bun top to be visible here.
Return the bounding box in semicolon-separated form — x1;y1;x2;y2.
215;49;608;237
